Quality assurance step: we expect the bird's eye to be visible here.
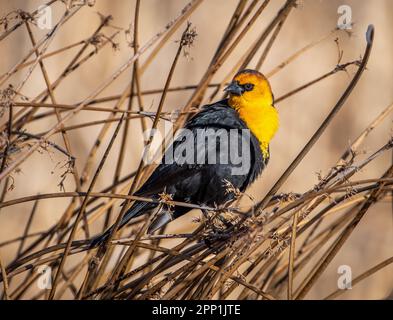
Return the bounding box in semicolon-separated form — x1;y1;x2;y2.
243;83;254;91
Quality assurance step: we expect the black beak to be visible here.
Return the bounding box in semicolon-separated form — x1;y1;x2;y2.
224;81;244;96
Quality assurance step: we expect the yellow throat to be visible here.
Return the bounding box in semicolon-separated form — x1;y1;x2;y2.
228;91;279;159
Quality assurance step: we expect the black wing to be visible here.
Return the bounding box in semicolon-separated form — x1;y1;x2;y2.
136;100;264;199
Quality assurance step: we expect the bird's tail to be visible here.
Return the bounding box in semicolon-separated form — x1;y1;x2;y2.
89;201;152;248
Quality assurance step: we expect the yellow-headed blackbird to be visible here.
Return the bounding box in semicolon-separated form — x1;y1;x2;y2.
92;69;279;244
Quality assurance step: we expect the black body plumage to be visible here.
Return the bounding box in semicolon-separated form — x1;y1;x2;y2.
91;99;267;246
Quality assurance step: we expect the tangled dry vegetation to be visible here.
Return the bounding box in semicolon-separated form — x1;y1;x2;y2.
0;0;392;300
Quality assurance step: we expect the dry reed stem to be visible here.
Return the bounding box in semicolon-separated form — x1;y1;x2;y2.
287;211;299;300
0;253;10;300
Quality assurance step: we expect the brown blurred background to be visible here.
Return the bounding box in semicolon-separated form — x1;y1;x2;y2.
0;0;392;299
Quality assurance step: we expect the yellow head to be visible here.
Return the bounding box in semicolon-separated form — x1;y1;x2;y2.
225;69;279;159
